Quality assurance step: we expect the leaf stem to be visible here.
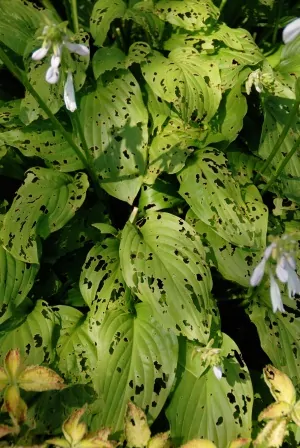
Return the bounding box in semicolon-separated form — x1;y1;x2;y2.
0;46;101;196
70;0;79;34
261;134;300;194
254;100;300;184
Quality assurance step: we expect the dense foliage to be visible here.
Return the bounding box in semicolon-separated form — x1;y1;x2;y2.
0;0;300;446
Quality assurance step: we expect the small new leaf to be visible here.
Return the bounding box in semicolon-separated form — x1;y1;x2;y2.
291;400;300;426
0;367;8;391
18;366;65;391
254;418;287;447
258;402;292;421
180;440;217;448
125;402;151;448
2;384;27;423
148;432;171;448
4;349;21;381
228;439;251;448
63;407;87;445
263;365;296;405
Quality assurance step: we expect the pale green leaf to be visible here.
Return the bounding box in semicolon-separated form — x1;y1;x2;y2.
154;0;219;31
0;99;22;128
178;149;265;248
90;0;127;46
93;47;126;79
125;1;165;47
91;303;178;432
0;245;39;324
166;334;253;447
0;300;58;365
138;179;183;214
80;237;126;314
142;47;221;123
120;212;216;343
80;71;148;204
145;85;170;133
2;168;89;263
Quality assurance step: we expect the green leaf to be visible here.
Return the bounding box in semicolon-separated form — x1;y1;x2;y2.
80;71;148;204
0;300;58;365
142;48;221;123
145;85;170;133
91;303;178;432
0;0;42;55
93;47;126;79
138;179;183;214
2;168;89;263
154;0;219;31
178;149;266;248
248;292;300;385
0;99;22;129
0;122;85;172
146;116;205;184
259;96;300;202
125;1;165;47
0;245;39;324
80;238;126;313
187;210;261;287
56;306;99;383
166;334;253;447
90;0;127;46
120;212;216;343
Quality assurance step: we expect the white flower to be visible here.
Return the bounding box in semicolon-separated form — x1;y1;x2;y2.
64;72;77;112
32;43;51;61
213;365;222;380
283;18;300;44
64;41;90;56
250;235;300;313
45;66;60;84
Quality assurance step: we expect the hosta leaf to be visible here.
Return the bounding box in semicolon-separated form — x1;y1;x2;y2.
0;0;43;55
0;122;85;172
90;0;127;46
0;300;58;365
93;47;126;79
138;179;183;214
259;96;300;202
187;211;261;287
2;168;89;263
142;48;221;123
80;237;126;314
154;0;219;31
56;306;99;383
119;212;216;343
80;71;148;204
178;149;265;248
145;85;170;133
146;116;206;184
166;334;253;447
0;99;22;129
248;292;300;385
0;245;39;324
125;1;165;47
91;303;178;432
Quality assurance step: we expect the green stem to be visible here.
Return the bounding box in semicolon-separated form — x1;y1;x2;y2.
262;133;300;194
0;46;100;195
70;0;79;34
272;1;283;45
40;0;61;21
254;100;300;184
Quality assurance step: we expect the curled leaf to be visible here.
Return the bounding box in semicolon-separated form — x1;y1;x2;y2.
4;349;21;380
180;440;217;448
125;402;151;448
263;365;296;405
63;407;87;445
258;402;292;421
18;365;65;391
228;438;251;448
0;367;8;391
148;432;171;448
2;384;27;423
46;438;69;448
254;418;287;447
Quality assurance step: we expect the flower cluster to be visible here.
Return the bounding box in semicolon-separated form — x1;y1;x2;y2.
250;234;300;313
32;23;89;112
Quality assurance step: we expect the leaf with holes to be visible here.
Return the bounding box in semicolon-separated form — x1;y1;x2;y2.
120;212;217;343
154;0;219;31
90;0;127;46
178;149;265;248
0;300;58;365
142;47;221;123
248;290;300;386
80;237;127;315
2;167;89;263
93;47;126;79
91;303;178;432
0;245;39;324
0;123;85;172
145;116;206;184
80;71;148;204
125;1;165;47
138;179;183;214
0;99;22;129
166;334;253;447
145;85;170;133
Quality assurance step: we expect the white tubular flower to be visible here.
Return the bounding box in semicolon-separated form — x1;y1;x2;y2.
64;72;77;112
64;41;90;56
283;18;300;44
32;43;50;61
250;235;300;313
269;272;285;313
45;66;60;84
213;365;222;381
